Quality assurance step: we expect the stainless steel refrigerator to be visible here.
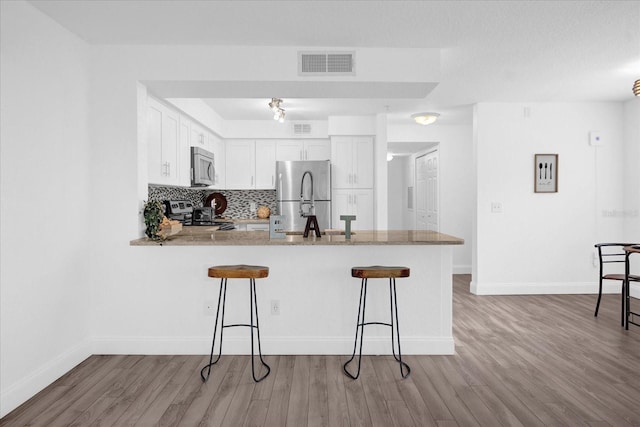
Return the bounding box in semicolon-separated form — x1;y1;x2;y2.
276;160;331;232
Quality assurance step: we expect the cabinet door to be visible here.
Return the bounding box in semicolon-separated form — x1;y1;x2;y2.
304;140;331;161
255;140;276;189
178;116;191;186
276;140;303;161
147;100;164;184
352;136;374;188
353;189;374;230
190;122;207;149
147;98;179;185
331;189;353;229
209;134;225;188
331;137;353;188
225;140;255;189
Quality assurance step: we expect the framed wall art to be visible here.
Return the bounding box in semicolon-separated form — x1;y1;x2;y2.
534;154;558;193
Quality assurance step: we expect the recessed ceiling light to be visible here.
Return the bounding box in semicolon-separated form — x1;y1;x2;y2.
411;112;440;125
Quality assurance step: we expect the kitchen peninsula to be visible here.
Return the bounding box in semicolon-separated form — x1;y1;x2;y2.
131;229;464;355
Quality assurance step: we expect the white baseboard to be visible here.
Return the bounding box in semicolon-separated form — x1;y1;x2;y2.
0;341;91;418
470;281;622;295
453;265;472;275
91;335;455;356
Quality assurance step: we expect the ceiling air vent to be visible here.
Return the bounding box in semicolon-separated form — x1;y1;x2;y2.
298;51;355;75
293;123;312;135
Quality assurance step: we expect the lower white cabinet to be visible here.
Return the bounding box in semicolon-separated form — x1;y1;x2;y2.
332;189;374;231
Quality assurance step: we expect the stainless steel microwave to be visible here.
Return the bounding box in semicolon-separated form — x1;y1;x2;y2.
191;147;215;187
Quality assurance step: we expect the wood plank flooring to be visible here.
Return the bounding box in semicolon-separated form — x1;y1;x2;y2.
2;275;639;426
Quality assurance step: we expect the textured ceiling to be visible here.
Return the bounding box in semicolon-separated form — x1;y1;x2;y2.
28;0;640;126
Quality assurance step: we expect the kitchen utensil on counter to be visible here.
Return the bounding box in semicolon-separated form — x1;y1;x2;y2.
204;192;227;216
163;200;194;225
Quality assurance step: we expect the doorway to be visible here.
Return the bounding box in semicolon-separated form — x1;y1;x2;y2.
415;149;439;231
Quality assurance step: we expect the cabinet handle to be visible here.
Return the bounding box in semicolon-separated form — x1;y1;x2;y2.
271;175;274;186
300;150;303;160
251;176;254;186
167;162;171;176
354;173;357;184
305;149;308;160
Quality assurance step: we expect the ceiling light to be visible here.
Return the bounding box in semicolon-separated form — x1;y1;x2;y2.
411;112;440;125
634;79;640;97
268;98;285;122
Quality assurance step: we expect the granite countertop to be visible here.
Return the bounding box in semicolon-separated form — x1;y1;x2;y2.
130;228;464;246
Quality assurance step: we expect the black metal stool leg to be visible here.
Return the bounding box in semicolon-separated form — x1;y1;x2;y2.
343;278;368;380
201;278;228;382
389;278;410;378
250;278;271;382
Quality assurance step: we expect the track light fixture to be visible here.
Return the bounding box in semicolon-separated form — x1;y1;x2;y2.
269;98;285;122
634;79;640;97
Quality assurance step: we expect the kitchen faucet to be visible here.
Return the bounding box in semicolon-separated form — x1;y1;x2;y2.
299;170;314;217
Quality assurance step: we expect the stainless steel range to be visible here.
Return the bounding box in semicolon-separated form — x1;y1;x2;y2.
163;200;193;225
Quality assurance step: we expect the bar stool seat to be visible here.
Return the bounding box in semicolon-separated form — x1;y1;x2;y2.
344;265;411;380
201;264;271;383
209;264;269;279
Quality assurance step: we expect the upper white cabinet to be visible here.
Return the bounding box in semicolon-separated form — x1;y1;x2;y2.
255;140;276;189
208;133;225;188
226;140;276;189
148;97;181;186
330;136;374;189
276;139;330;161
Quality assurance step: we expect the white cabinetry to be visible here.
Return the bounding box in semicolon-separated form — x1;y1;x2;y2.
225;140;276;189
147;97;180;186
332;189;374;231
331;136;374;230
330;136;373;188
255;140;276;189
208;132;225;188
276;139;330;161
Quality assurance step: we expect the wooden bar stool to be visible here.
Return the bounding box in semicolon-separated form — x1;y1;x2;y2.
344;266;411;379
200;264;271;383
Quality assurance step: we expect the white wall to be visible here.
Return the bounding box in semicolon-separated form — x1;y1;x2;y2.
0;1;92;416
387;156;407;229
388;124;474;273
472;102;628;295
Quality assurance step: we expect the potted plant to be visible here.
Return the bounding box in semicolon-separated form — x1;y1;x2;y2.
143;200;165;240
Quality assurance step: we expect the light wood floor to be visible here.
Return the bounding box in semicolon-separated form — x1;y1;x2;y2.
2;275;639;426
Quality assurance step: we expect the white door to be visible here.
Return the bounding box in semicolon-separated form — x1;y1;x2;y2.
416;150;439;231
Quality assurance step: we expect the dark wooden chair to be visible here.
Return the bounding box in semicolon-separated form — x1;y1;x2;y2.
594;243;640;325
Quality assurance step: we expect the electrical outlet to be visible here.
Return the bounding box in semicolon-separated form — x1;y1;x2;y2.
250;202;257;212
491;202;503;213
271;300;280;315
204;300;216;316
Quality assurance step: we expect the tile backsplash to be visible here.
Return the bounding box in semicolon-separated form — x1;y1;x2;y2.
148;185;276;218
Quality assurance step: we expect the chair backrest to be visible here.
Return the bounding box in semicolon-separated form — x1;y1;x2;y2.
595;243;639;277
